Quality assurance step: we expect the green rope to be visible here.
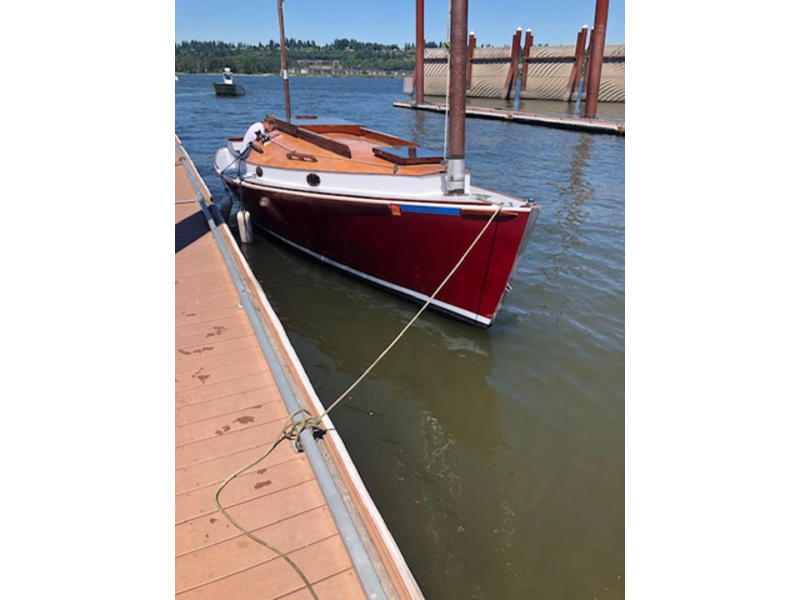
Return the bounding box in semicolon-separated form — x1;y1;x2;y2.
214;409;322;600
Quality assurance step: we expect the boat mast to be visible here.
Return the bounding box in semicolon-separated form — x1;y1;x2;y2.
446;0;468;194
277;0;292;122
415;0;425;105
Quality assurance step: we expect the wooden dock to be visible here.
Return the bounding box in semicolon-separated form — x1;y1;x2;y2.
393;100;624;135
175;136;422;600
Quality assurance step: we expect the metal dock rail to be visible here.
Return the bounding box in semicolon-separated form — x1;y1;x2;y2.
175;136;422;600
393;100;624;135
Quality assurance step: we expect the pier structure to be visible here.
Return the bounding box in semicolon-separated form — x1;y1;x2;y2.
417;36;624;103
392;100;623;135
174;137;423;600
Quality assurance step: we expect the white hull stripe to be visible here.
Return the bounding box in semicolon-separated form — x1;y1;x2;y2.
220;172;529;214
259;225;493;326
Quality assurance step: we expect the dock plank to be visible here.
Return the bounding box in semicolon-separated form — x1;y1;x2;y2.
176;536;355;600
175;386;279;426
175;506;339;592
176;443;296;492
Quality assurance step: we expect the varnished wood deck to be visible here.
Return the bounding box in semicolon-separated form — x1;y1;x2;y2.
248;128;445;175
175;146;368;599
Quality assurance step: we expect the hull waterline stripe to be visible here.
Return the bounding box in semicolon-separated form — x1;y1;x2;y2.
257;225;493;326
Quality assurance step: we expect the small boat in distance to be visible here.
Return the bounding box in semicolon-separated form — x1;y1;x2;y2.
214;67;246;96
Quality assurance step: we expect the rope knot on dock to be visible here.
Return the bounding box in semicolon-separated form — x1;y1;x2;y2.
282;409;325;452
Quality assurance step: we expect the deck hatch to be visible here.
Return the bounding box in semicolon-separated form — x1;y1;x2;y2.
373;146;443;165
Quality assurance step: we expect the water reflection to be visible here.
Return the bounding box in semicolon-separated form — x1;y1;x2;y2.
560;133;594;232
540;133;594;285
411;108;427;145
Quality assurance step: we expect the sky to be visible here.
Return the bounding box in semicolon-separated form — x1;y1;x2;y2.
176;0;625;47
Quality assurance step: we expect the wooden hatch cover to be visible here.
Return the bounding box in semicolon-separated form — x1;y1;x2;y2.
372;146;443;165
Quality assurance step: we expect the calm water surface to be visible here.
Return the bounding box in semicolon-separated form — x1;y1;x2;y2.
176;75;624;599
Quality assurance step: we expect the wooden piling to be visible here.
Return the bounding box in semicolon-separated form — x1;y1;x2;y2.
563;25;588;102
520;29;533;91
582;28;594;103
503;27;523;100
466;31;476;89
584;0;609;118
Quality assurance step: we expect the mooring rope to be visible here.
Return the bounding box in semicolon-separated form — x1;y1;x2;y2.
213;201;502;597
214;409;322;600
316;202;502;422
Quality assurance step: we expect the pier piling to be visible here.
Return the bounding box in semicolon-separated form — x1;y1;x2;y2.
520;28;533;92
564;25;588;102
415;0;425;104
584;0;609;118
503;27;523;100
467;31;476;89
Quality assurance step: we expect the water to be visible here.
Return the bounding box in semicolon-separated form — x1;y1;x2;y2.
176;75;624;599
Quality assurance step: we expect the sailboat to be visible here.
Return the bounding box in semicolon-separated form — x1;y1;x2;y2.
213;0;539;327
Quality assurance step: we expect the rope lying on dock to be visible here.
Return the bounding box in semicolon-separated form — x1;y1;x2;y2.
214;409;323;599
214;202;502;598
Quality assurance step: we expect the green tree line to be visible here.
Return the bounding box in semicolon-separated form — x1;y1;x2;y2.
175;39;450;74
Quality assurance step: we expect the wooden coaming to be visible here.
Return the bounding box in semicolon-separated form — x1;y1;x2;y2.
248;125;445;176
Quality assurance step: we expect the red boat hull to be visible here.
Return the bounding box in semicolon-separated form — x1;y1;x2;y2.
227;181;537;326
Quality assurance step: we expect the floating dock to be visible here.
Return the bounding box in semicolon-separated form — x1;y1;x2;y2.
175;136;422;600
393;100;624;136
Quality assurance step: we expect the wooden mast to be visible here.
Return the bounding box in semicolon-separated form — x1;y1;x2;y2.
277;0;292;122
445;0;468;194
415;0;425;105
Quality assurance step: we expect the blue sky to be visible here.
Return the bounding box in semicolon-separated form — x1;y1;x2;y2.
176;0;625;47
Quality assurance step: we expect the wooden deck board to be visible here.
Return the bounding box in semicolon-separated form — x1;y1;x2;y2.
176;443;295;492
175;387;279;426
175;148;367;599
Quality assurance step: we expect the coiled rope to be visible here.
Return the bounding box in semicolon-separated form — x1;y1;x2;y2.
214;201;503;597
